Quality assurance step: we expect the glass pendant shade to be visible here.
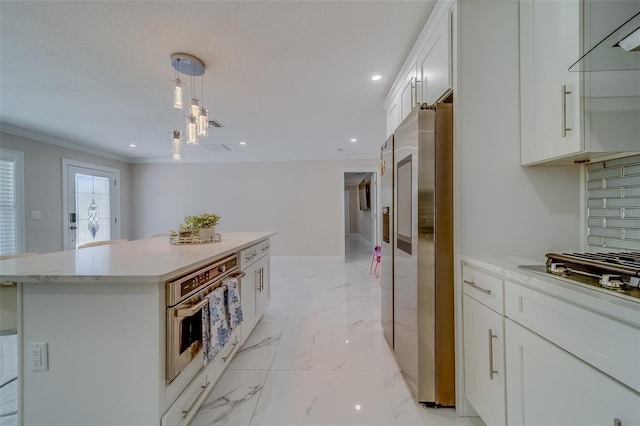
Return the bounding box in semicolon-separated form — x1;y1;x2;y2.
174;79;183;109
198;108;209;136
190;98;200;120
172;130;182;160
186;116;198;145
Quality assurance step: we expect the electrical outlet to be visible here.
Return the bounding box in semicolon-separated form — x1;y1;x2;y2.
31;342;48;372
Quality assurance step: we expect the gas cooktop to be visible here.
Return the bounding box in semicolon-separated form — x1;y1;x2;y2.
520;252;640;303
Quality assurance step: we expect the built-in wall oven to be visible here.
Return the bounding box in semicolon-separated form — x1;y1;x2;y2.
166;254;241;384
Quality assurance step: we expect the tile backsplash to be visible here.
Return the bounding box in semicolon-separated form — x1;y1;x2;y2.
587;154;640;252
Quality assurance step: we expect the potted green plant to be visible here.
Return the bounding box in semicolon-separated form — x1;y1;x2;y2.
184;213;221;239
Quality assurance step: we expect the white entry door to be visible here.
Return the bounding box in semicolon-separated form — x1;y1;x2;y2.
63;160;120;250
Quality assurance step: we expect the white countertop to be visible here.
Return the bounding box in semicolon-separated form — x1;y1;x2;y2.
461;254;640;327
0;231;275;284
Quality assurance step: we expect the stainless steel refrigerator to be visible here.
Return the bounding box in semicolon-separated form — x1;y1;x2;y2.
380;92;455;406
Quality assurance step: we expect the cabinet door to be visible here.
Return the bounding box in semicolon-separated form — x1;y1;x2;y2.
463;294;506;426
520;0;583;165
386;95;401;137
240;261;259;340
400;75;416;121
505;319;640;426
256;256;270;316
417;10;451;105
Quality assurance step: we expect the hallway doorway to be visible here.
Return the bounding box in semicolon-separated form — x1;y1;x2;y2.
340;168;378;263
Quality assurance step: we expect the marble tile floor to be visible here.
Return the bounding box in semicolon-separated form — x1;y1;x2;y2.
191;235;484;426
0;333;17;426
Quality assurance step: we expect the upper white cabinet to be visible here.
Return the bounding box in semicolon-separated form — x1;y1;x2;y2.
521;0;640;165
385;2;452;137
520;0;583;165
417;10;451;105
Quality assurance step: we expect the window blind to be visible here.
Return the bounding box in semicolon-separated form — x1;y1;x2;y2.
0;158;17;255
587;154;640;252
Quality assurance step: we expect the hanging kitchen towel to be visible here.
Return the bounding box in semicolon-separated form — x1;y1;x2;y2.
225;278;243;330
205;286;231;362
201;297;212;363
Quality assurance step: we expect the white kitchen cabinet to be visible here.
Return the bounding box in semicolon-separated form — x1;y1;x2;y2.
241;260;259;336
255;254;270;315
462;263;506;426
386;94;401;138
384;1;452;137
521;0;640;165
463;294;506;426
520;0;583;165
239;239;271;343
505;318;640;426
416;9;451;105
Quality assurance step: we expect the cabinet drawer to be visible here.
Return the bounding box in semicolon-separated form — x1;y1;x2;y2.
462;264;504;314
240;239;270;269
505;282;640;393
162;370;212;426
213;328;241;382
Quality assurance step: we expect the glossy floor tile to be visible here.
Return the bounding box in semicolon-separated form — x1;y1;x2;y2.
193;235;483;426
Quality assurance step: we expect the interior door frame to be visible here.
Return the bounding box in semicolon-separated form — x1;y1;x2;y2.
62;159;121;250
339;166;379;263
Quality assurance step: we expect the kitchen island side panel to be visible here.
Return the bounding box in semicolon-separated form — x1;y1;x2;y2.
21;281;165;425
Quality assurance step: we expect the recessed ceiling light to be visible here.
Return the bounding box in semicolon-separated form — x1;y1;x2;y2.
239;141;246;145
128;144;136;148
350;138;357;143
371;75;382;81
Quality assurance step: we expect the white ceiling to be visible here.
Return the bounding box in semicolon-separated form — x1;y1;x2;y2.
0;1;434;163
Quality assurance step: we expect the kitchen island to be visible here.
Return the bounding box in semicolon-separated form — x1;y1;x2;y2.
0;232;274;426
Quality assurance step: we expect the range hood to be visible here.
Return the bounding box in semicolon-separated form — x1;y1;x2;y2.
569;12;640;72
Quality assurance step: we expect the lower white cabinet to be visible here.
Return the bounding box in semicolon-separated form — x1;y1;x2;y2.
505;318;640;426
463;294;506;426
239;239;271;343
161;366;212;426
256;254;270;316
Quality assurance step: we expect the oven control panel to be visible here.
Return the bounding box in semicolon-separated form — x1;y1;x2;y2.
166;255;239;305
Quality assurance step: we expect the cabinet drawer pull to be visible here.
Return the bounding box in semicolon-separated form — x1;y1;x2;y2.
182;382;210;419
562;84;572;137
463;279;491;294
261;245;270;251
488;329;498;380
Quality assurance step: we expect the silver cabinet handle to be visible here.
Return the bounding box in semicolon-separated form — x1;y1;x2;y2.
488;329;498;380
562;84;572;137
182;382;210;419
463;279;491;294
261;245;270;252
614;419;622;426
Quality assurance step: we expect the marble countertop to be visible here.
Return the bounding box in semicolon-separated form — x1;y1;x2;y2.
0;231;275;284
461;254;640;327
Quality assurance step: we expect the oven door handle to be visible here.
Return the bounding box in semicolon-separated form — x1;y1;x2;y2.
175;298;209;317
228;271;246;279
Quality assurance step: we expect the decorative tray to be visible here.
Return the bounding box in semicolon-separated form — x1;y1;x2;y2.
169;233;222;245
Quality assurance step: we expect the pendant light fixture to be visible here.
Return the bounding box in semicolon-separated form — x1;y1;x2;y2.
170;53;210;158
172;130;182;160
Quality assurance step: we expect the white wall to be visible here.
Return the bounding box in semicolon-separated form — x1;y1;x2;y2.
0;132;133;254
454;1;582;257
131;159;377;256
